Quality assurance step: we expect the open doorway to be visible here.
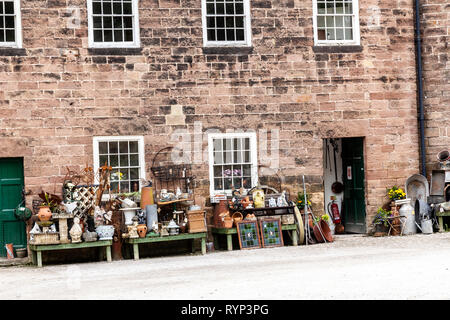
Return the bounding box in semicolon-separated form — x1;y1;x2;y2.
323;137;366;234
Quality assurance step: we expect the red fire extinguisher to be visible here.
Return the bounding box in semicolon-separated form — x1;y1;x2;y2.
327;200;341;225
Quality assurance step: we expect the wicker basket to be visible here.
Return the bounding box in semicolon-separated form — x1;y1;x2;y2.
232;212;243;226
29;232;60;245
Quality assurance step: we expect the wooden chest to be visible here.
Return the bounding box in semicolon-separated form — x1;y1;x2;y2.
187;210;207;233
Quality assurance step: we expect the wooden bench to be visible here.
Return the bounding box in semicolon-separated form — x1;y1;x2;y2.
436;210;450;232
29;240;112;268
212;224;298;251
124;232;207;260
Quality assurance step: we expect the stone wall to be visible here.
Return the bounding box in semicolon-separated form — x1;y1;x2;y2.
0;0;422;231
420;0;449;175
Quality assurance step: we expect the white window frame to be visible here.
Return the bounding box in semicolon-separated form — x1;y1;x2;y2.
93;136;146;197
201;0;252;47
87;0;141;49
312;0;360;46
208;132;258;197
0;0;22;48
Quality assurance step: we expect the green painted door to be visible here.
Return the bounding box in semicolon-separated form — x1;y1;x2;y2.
0;158;26;257
342;138;366;233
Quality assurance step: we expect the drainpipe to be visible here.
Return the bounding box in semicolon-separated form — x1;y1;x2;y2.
414;0;427;177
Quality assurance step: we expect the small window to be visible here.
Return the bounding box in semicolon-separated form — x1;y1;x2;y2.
202;0;252;47
0;0;22;48
87;0;140;48
93;136;146;194
208;132;258;196
313;0;360;45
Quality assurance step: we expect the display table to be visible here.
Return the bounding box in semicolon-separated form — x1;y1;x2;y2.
29;240;113;268
436;210;450;232
124;232;207;260
212;224;298;251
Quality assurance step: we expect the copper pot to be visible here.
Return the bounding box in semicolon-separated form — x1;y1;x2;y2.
37;206;52;222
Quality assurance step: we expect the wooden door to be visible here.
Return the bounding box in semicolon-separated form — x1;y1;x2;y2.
342;138;366;233
0;158;26;256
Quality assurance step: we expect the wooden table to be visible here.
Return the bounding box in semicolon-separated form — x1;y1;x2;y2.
212;224;298;251
436;210;450;232
29;240;112;268
124;232;207;260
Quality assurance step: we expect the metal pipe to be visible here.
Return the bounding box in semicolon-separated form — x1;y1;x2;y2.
414;0;427;177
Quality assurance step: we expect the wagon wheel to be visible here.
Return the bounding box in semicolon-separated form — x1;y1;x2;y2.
247;185;279;195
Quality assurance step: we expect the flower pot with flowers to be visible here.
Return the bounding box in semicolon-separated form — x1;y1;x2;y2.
372;207;392;236
296;192;313;227
387;186;406;234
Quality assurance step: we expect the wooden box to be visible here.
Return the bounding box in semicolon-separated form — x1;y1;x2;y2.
187;210;207;233
29;232;60;245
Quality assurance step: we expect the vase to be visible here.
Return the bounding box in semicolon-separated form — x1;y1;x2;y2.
137;224;147;238
141;186;154;209
214;200;229;227
37;206;52;222
95;225;115;240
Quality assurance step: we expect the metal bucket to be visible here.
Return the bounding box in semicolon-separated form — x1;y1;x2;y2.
421;219;433;234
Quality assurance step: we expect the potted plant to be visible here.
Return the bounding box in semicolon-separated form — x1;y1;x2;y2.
387;186;406;203
37;191;61;221
296;192;313;227
372;207;392;236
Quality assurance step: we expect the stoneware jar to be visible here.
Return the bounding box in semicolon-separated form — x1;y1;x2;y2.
37;206;52;222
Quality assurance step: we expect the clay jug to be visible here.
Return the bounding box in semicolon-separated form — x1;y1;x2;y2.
141;186;154;209
214;200;229;227
137;224;147;238
37;206;52;222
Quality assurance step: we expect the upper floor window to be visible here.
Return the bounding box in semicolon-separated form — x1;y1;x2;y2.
0;0;22;48
87;0;140;48
201;0;252;47
313;0;360;45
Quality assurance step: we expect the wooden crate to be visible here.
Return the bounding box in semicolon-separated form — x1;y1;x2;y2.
29;233;60;245
187;210;207;233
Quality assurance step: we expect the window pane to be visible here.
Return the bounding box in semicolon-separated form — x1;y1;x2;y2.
214;166;222;177
123;16;132;28
226;17;234;28
119;141;128;153
345;3;353;14
99;141;108;154
207;29;216;41
114;30;123;41
235;16;244;28
99;155;108;166
130;154;139;166
103;1;112;14
206;3;215;14
336;28;344;40
318;29;326;40
326;2;334;14
119;155;129;167
244;150;251;163
120;181;130;193
94;29;103;41
129;141;138;153
109;155;119;167
345;28;353;40
4;1;14;14
124;29;133;41
232;165;242;176
327;28;335;40
5;16;14;28
223;151;232;163
243;138;250;150
93;16;102;28
130;168;139;180
93;1;102;14
326;16;334;28
0;19;3;28
109;141;118;153
110;182;119;193
233;178;242;189
223;138;232;151
236;29;244;41
226;3;234;14
224;178;232;190
335;16;343;27
123;2;132;14
235;3;243;14
113;16;122;28
216;2;224;14
104;30;113;42
207;17;215;28
216;17;224;28
103;16;112;28
226;29;235;41
242;164;251;176
317;16;325;28
317;2;325;14
214;178;223;190
233;138;241;150
113;2;122;14
243;177;251;188
213;139;221;152
233;150;242;163
344;16;352;28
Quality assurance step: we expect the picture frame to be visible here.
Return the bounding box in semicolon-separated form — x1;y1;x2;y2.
236;220;261;250
259;218;284;248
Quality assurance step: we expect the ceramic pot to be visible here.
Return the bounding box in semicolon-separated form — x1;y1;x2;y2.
313;220;333;243
96;225;115;240
137;224;147;238
213;200;229;227
37;206;52;222
140;186;154;209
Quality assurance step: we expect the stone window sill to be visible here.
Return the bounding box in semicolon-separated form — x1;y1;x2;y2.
202;46;253;55
87;47;143;56
0;48;26;56
312;45;363;53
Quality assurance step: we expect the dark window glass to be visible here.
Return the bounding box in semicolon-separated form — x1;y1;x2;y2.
123;16;132;28
5;1;14;14
226;29;235;41
5;29;14;41
124;29;133;41
93;2;102;14
94;29;103;41
123;2;132;14
207;17;215;28
114;29;123;41
216;16;224;28
226;3;234;14
216;2;224;14
0;31;4;42
236;29;244;40
5;16;14;28
103;1;112;14
93;16;102;28
235;3;243;14
235;16;244;27
113;2;122;14
217;28;225;41
207;28;215;41
113;16;122;28
103;16;112;28
226;16;234;27
104;29;113;41
0;18;3;28
206;3;214;14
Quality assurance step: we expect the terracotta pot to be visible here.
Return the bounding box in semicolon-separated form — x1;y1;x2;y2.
137;224;147;238
313;220;333;243
214;200;229;227
37;206;52;222
222;216;233;228
140;186;154;209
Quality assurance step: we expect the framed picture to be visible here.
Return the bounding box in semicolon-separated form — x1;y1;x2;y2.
259;218;284;248
236;220;261;250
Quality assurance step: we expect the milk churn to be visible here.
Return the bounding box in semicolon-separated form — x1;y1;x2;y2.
397;199;416;235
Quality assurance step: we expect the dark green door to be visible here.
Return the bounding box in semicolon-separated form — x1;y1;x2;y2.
342;138;366;233
0;158;26;257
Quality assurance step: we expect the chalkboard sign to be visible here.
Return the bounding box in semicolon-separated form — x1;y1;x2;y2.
236;220;261;250
259;218;284;248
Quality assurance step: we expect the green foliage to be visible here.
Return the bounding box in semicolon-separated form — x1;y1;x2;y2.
373;207;392;227
296;192;311;209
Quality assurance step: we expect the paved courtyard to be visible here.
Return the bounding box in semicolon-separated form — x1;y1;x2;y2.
1;233;450;300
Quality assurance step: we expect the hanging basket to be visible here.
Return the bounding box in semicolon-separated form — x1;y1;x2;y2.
232;212;243;226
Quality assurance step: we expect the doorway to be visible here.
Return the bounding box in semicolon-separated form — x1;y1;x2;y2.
0;158;26;257
323;137;366;234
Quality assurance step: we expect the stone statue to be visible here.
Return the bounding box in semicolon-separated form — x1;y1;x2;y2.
70;217;83;243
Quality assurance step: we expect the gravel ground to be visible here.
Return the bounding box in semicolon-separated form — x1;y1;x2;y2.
1;233;450;300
